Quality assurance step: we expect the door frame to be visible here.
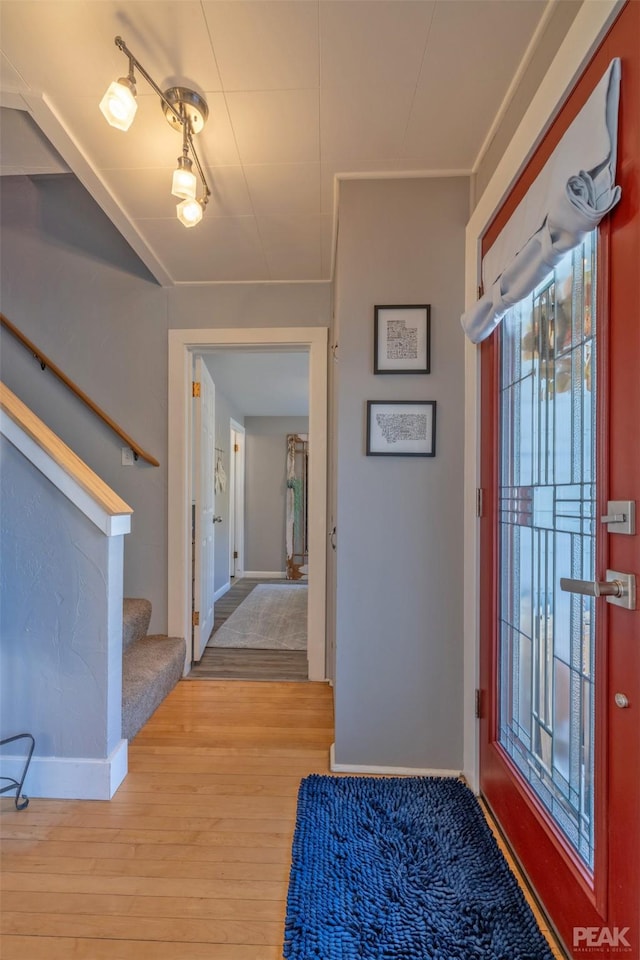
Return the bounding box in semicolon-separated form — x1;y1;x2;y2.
228;418;245;582
462;0;625;790
192;355;217;661
168;326;328;680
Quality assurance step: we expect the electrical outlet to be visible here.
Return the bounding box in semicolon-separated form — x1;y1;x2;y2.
121;446;135;466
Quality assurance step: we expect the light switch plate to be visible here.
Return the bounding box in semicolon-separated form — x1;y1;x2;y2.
121;446;134;466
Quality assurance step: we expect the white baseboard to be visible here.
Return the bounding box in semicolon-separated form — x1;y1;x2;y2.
214;581;231;601
243;570;287;579
329;744;461;778
2;739;128;801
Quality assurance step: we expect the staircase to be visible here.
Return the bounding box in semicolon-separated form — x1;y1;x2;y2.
122;599;185;741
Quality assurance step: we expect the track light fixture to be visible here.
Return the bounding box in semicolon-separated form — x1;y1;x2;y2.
100;36;210;227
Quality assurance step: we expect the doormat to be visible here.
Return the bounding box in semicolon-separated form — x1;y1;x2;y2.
211;583;307;650
284;775;554;959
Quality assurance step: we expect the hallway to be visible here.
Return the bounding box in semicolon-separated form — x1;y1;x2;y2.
189;578;308;681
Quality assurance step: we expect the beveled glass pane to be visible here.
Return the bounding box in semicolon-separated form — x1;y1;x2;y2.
498;232;597;869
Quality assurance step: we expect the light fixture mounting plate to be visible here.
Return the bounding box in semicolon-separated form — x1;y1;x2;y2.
162;87;209;134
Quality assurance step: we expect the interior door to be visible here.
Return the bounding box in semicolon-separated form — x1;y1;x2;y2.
479;4;639;955
193;356;216;661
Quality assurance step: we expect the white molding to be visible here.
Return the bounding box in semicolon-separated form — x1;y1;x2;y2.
107;514;132;537
337;169;470;181
243;570;288;579
330;745;461;779
168;327;328;680
214;581;231;601
462;0;623;793
229;419;245;580
5;739;129;801
0;413;131;537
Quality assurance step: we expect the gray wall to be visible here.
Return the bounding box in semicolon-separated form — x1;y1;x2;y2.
332;177;468;770
244;416;309;573
0;437;123;758
0;175;330;633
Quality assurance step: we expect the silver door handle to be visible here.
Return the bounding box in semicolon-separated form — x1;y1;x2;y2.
560;570;636;610
560;577;625;598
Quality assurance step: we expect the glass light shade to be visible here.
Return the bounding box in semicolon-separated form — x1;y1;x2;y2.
177;198;203;228
171;162;197;201
99;78;137;131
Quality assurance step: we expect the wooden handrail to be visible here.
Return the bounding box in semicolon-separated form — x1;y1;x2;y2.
0;382;133;519
0;313;159;467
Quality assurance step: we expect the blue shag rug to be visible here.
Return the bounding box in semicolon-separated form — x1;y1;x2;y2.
284;776;554;960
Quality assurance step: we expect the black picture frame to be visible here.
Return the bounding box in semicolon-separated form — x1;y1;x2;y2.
366;400;437;457
374;304;431;374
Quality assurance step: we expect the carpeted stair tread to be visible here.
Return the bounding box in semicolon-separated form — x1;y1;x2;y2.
122;634;185;741
123;598;152;650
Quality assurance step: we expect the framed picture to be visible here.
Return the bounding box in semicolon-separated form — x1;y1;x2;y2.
374;304;431;374
366;400;437;457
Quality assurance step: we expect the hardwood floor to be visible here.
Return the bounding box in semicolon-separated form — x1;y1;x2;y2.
189;648;308;682
189;578;308;682
0;679;565;959
0;679;334;959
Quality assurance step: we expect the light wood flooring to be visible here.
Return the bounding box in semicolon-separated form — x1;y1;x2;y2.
189;578;308;682
0;680;334;959
0;679;566;959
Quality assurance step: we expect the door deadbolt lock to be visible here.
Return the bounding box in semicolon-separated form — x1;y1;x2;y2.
600;500;635;535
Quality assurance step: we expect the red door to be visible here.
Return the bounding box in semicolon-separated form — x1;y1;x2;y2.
479;3;640;955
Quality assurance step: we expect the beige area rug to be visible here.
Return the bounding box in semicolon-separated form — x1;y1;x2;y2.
210;583;308;650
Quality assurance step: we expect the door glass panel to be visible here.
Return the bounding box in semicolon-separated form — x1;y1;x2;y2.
498;231;597;869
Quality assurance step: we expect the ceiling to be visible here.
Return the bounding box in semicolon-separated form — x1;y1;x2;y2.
205;350;309;416
0;0;551;285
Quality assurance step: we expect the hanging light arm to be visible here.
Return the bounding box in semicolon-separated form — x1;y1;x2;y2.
186;128;211;201
113;36;182;126
112;36;211;201
180;108;190;159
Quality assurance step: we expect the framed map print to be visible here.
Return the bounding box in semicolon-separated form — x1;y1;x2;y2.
374;304;431;374
366;400;437;457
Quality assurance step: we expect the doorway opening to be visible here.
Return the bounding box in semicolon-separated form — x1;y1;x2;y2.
192;352;310;680
168;327;328;682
